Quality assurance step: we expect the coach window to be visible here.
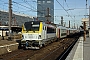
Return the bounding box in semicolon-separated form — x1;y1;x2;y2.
47;27;55;33
61;33;67;36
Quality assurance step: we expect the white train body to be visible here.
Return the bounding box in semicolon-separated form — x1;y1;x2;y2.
56;25;67;39
21;21;78;49
67;28;78;36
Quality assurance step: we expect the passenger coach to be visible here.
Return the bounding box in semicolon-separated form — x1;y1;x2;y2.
56;25;67;40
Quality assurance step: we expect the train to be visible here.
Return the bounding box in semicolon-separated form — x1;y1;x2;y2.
20;21;78;49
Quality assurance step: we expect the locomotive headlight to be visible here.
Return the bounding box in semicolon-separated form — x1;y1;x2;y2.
38;35;41;39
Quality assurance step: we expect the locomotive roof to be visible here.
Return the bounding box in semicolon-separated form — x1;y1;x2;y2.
25;21;42;23
24;21;56;27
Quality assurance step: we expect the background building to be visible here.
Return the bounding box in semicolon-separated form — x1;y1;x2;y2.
0;10;33;27
37;0;54;23
82;18;89;30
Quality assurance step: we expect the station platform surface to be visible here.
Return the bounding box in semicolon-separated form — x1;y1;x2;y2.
0;39;20;55
72;36;83;60
0;40;17;46
0;35;21;47
83;37;90;60
66;36;90;60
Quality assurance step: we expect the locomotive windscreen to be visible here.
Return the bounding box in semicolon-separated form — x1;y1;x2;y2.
24;21;40;31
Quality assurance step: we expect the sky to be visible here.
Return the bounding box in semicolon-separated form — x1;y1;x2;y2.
0;0;90;27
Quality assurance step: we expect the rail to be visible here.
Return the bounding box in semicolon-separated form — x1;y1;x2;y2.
57;37;79;60
40;37;79;60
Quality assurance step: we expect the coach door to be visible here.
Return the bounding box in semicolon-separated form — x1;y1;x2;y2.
58;29;60;38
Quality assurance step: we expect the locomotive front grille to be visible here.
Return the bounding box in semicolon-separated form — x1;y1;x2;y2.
23;34;39;39
26;40;39;47
28;34;33;38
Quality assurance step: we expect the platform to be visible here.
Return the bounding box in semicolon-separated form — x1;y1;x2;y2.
83;37;90;60
0;39;20;55
66;36;90;60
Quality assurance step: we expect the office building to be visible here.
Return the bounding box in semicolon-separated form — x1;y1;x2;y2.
37;0;54;23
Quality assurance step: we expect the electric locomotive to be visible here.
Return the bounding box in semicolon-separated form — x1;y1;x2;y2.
21;21;56;49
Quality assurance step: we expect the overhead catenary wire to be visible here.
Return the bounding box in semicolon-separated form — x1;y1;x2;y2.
22;0;37;11
0;0;87;23
0;0;45;17
12;1;36;12
64;1;74;16
0;0;30;15
0;0;42;15
56;0;74;20
64;0;76;23
13;1;44;15
0;0;8;11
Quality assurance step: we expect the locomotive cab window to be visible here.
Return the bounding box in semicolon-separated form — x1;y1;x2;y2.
23;21;40;31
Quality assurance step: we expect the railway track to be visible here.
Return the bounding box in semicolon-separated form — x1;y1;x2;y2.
0;34;80;60
56;37;79;60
